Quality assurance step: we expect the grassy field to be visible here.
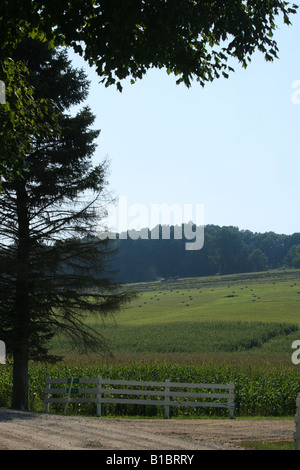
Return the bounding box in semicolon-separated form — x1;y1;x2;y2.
51;269;300;363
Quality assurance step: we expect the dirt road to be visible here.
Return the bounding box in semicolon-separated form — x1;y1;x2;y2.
0;408;295;450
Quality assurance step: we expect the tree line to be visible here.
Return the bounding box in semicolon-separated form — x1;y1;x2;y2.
107;225;300;283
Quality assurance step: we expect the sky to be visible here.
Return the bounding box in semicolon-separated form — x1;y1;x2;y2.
68;11;300;236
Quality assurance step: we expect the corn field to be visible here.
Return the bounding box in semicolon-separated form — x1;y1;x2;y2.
1;359;300;418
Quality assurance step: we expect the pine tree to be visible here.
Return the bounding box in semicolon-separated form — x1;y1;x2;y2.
0;39;135;411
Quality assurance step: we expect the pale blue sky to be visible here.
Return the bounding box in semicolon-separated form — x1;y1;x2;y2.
69;11;300;236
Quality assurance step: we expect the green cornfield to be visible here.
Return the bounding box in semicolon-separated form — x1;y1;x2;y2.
1;358;300;418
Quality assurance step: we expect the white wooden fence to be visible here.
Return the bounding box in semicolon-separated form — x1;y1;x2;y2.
45;377;235;419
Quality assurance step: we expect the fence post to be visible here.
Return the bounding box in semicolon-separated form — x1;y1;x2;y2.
63;377;74;415
294;393;300;450
97;376;102;417
45;377;51;413
164;379;170;419
229;382;235;419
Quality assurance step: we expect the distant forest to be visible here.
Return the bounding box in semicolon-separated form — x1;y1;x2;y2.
107;225;300;283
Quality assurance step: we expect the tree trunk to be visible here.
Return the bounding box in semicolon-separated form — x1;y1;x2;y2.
11;345;29;410
11;182;31;411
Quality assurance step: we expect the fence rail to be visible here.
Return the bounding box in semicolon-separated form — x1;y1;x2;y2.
45;376;235;419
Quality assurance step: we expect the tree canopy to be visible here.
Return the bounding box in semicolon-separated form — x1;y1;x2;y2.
0;1;298;179
1;1;298;89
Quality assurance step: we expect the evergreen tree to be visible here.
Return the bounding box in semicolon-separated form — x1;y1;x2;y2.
0;40;134;411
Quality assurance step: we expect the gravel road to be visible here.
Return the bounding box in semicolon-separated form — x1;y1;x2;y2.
0;408;295;451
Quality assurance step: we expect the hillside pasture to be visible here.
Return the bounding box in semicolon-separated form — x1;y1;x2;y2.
51;269;300;362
